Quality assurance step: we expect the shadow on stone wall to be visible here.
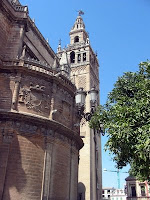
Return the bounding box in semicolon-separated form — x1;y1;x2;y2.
0;135;26;200
0;69;13;111
0;71;27;199
78;182;86;200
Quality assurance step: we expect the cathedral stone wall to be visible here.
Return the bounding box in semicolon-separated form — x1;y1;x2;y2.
24;19;55;65
0;130;44;200
0;72;14;110
0;10;12;60
0;1;83;200
0;116;81;200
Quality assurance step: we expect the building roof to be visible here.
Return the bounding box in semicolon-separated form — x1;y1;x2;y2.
125;176;137;181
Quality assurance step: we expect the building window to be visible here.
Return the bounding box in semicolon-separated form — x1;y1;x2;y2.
140;185;146;196
83;53;86;61
78;54;81;62
107;190;110;193
70;51;75;63
74;36;79;43
131;186;136;197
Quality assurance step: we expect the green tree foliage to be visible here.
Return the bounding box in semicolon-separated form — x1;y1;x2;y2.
90;61;150;181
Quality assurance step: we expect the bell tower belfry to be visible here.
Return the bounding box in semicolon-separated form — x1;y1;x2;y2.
69;14;88;44
57;12;102;200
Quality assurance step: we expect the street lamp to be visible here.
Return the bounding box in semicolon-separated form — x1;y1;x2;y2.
75;87;98;121
75;87;104;135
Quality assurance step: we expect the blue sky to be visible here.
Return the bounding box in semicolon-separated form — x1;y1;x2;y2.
20;0;150;189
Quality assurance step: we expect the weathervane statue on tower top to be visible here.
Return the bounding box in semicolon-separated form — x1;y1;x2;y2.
59;39;61;46
78;10;84;16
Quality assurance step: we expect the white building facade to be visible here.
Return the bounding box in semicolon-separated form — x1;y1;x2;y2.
102;188;127;200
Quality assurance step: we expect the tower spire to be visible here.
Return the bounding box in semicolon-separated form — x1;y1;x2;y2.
69;11;88;45
70;14;85;32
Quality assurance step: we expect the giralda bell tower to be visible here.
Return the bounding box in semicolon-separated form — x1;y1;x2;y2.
57;11;102;200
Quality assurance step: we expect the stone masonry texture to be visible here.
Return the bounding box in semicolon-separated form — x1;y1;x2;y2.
0;0;83;200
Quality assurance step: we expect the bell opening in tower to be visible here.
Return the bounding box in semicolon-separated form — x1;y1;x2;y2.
83;52;86;61
70;51;75;63
74;36;79;43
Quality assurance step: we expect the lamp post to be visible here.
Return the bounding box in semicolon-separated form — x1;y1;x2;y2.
75;87;104;135
75;87;104;200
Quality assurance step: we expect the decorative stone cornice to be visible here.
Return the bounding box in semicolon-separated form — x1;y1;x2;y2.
1;0;28;20
1;58;54;75
68;41;89;51
0;110;84;150
69;61;89;68
1;58;76;94
9;0;28;12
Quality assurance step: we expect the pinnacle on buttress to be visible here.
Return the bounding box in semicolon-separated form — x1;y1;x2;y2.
57;39;62;53
59;50;71;78
52;56;59;70
60;50;68;66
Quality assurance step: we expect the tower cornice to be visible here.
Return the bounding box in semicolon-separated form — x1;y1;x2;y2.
69;28;88;36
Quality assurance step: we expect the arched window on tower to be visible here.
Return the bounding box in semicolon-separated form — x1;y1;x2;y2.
78;54;81;63
83;52;86;61
74;36;79;43
70;51;75;63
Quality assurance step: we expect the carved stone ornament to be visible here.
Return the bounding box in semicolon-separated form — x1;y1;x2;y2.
2;129;14;143
11;0;21;5
19;82;50;113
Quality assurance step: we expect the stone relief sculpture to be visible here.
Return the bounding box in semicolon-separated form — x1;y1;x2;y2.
19;82;50;113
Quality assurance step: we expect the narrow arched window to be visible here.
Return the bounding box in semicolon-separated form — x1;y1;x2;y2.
78;54;81;62
70;51;75;63
74;36;79;43
83;53;86;61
